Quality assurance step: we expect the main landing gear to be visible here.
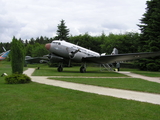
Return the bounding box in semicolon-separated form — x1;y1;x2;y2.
57;62;87;73
57;63;63;72
80;63;86;73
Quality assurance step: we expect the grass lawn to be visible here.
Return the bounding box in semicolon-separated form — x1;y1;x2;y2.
49;77;160;94
0;61;12;75
0;79;160;120
0;61;160;119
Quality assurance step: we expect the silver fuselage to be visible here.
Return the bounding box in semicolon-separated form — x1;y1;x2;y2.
47;40;100;62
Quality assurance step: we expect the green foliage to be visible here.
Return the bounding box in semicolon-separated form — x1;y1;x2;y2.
137;0;160;71
55;19;70;41
100;32;140;54
70;32;140;54
146;63;160;71
11;37;25;74
25;44;33;56
5;73;31;84
0;42;11;53
32;44;49;57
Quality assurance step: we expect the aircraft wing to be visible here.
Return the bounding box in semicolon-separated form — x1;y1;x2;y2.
83;52;160;64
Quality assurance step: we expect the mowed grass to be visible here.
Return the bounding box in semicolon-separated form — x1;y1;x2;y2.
0;79;160;120
49;77;160;94
0;61;12;75
0;61;160;119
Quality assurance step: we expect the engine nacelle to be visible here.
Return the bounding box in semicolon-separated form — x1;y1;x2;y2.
49;54;63;63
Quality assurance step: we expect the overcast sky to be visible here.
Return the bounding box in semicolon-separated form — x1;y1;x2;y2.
0;0;147;43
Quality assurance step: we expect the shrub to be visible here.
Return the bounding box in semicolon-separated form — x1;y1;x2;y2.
146;63;160;71
5;73;31;84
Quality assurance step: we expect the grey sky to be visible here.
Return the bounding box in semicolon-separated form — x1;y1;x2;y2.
0;0;147;43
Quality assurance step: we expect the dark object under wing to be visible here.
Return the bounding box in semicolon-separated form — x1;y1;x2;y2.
25;56;49;64
83;52;160;64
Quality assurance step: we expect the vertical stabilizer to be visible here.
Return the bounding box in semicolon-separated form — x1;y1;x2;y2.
2;47;6;52
111;48;118;55
2;50;10;58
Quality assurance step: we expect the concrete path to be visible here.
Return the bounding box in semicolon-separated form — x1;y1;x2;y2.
119;71;160;83
24;68;160;105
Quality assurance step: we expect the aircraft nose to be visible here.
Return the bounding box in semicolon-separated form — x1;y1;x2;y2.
45;43;51;50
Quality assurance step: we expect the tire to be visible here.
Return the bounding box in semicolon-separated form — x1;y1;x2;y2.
57;66;63;72
80;67;86;73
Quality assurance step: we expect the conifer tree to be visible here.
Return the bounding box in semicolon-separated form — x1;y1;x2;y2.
138;0;160;71
11;37;25;74
55;19;70;41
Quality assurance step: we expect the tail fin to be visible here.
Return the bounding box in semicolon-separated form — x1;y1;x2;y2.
2;50;10;58
111;48;118;55
2;47;6;52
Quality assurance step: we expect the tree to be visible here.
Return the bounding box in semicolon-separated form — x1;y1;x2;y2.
55;19;70;41
11;37;25;74
25;44;33;56
32;43;49;57
138;0;160;52
137;0;160;71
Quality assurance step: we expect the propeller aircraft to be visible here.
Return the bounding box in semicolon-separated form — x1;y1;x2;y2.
45;40;160;73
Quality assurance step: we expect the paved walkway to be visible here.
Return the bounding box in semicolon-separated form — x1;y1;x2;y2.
24;68;160;105
119;71;160;83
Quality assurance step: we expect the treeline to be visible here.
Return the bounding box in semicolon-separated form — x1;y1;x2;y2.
70;32;140;54
0;32;140;57
0;36;54;57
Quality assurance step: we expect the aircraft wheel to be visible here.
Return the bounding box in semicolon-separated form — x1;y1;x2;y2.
57;66;63;72
80;67;86;73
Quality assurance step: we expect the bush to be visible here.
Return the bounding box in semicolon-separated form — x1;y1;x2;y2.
146;63;160;71
5;73;31;84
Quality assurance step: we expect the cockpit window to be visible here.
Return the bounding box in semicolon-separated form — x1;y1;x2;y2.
52;42;61;45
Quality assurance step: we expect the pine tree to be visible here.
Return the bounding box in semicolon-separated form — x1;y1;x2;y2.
55;19;70;41
138;0;160;71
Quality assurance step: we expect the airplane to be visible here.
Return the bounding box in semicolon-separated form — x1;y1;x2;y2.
0;47;10;61
45;40;160;73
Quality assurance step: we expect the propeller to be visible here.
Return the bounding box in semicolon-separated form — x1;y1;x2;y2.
66;47;80;67
69;49;80;59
